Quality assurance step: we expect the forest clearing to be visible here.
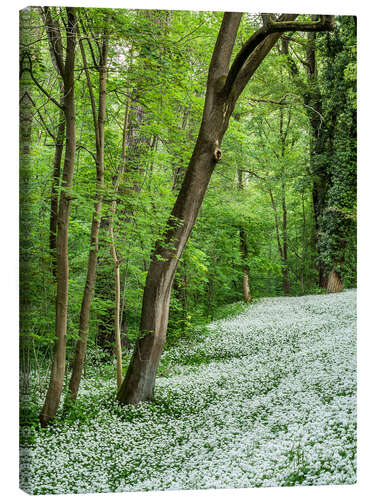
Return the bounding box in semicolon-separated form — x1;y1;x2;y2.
19;6;356;494
20;290;356;494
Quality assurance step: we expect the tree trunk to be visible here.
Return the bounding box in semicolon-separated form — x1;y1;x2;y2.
109;97;130;389
281;267;290;295
326;268;343;293
117;12;335;405
237;168;251;302
118;133;222;403
269;188;290;295
300;189;306;294
67;30;108;403
280;108;291;295
49;97;65;276
282;29;328;288
39;8;77;427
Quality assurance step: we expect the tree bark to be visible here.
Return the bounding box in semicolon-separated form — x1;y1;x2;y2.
39;8;77;427
306;29;329;288
326;268;343;293
118;12;335;405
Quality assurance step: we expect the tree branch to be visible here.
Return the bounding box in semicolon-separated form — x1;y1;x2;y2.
77;26;99;141
79;15;99;68
289;43;310;68
281;34;308;46
223;14;334;99
21;54;65;111
27;92;56;140
239;169;266;181
262;14;335;33
76;144;97;163
41;7;65;77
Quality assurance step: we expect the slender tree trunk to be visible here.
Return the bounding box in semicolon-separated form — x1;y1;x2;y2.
300;189;306;293
205;255;218;319
67;31;108;403
109;98;130;389
40;7;77;427
280;183;290;295
49;95;65;276
280;108;291;295
118;14;257;404
269;188;289;295
237;168;251;302
240;227;251;302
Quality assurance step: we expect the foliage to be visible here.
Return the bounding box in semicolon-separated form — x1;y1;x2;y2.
316;17;357;283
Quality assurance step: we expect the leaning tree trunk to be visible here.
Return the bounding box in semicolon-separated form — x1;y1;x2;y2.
39;8;77;427
117;135;222;403
117;12;335;405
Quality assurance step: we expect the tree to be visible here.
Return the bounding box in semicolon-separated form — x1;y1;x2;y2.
237;167;251;302
39;7;78;427
66;12;110;403
317;17;357;292
117;13;335;405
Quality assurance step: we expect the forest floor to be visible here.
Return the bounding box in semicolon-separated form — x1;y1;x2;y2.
20;290;356;494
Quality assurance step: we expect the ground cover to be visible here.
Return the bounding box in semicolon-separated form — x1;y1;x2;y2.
20;290;356;494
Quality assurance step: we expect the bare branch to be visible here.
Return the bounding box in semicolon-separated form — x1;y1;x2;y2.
239;169;266;181
249;95;289;105
27;91;57;140
21;54;65;111
76;144;97;163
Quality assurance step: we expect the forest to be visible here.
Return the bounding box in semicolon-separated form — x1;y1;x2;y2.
19;6;356;494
